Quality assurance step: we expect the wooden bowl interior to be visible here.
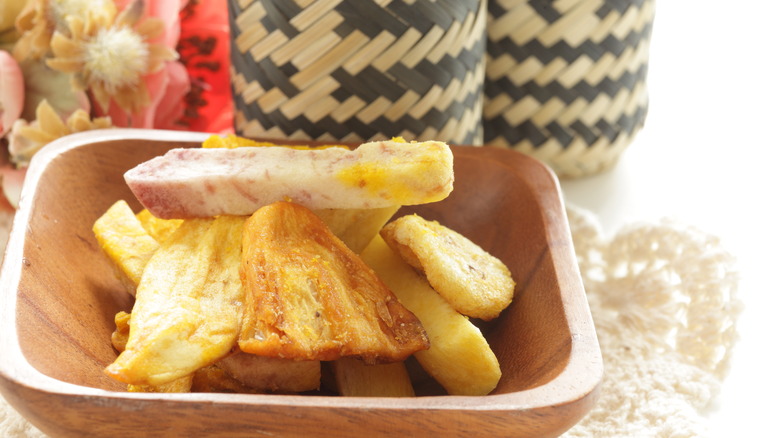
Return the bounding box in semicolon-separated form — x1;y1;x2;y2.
15;138;571;395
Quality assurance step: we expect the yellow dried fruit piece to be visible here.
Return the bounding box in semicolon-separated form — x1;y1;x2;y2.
190;365;261;393
135;208;182;243
216;352;321;393
313;205;400;253
112;310;318;393
202;133;346;150
111;311;194;393
381;214;516;321
93;200;160;296
238;201;429;363
201;134;277;149
330;358;415;397
360;236;502;396
314;205;406;395
105;215;246;386
111;310;131;352
334;141;453;205
127;375;194;393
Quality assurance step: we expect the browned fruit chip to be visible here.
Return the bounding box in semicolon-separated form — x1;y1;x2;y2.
216;352;321;393
239;201;429;363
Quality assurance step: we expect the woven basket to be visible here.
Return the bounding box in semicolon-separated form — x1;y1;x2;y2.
228;0;487;145
484;0;655;177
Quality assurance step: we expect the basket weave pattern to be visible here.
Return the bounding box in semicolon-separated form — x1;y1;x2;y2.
484;0;655;177
229;0;487;144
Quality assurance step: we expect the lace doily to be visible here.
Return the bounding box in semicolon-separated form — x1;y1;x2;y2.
563;206;742;437
0;206;742;437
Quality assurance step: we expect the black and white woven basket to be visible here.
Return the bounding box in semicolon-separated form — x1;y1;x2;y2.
228;0;487;145
484;0;655;177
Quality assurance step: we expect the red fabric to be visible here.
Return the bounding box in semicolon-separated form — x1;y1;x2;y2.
178;0;234;134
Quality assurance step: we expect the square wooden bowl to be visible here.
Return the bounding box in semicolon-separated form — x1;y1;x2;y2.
0;129;601;437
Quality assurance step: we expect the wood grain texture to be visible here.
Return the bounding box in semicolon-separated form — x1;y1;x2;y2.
0;129;602;437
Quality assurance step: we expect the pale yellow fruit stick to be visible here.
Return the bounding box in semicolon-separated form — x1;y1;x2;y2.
360;236;502;396
313;205;400;254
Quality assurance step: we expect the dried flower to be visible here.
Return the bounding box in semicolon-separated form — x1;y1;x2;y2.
0;0;198;215
17;56;89;123
46;0;177;114
8;99;112;167
1;1;30;45
13;0;116;61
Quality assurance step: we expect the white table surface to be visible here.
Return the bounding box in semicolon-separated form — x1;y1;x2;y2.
559;0;780;435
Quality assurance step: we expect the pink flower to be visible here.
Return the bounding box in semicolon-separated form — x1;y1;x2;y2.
98;0;190;129
0;49;25;211
102;61;190;130
0;50;24;136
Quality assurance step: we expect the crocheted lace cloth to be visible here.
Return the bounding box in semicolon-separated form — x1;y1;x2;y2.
0;206;742;437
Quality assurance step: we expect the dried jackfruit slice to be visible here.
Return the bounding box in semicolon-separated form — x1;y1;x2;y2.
238;201;429;363
111;311;194;393
202;134;277;149
201;133;347;150
381;214;516;321
135;208;183;243
190;365;261;393
216;352;321;393
93;200;160;296
105;215;246;386
111;311;131;352
112;310;317;393
330;358;415;397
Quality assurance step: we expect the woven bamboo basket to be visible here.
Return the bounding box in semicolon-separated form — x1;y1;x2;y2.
228;0;487;145
484;0;655;178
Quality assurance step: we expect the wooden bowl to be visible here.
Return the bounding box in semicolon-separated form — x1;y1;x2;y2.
0;129;601;437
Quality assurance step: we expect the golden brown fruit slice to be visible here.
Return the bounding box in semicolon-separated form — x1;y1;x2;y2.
381;214;516;321
190;366;261;393
93;200;160;296
239;201;429;363
330;358;415;397
216;352;321;393
360;236;502;396
105;215;246;386
315;205;409;396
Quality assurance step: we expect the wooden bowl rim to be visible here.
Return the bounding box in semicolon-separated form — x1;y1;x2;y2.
0;128;602;412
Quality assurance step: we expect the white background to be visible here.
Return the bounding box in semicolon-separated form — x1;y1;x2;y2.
559;0;780;435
